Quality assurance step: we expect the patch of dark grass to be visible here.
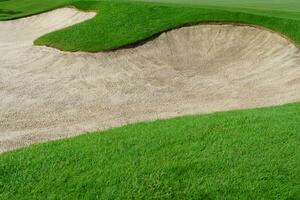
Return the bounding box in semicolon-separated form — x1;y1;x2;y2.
0;8;21;15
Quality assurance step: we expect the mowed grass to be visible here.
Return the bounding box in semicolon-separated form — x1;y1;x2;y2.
129;0;300;13
34;1;300;52
1;103;300;199
1;0;300;199
0;0;70;20
2;0;300;51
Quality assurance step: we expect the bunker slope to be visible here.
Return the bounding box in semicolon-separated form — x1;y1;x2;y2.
1;8;300;152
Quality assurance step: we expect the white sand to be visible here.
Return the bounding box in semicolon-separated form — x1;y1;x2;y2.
1;8;300;152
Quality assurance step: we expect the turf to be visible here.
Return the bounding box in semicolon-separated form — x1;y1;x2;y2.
1;103;300;199
1;0;300;199
0;0;71;20
129;0;300;13
2;0;300;51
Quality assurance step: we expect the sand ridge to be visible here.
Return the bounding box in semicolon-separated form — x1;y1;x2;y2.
1;8;300;152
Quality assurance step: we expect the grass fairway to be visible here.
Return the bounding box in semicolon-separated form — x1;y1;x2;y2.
130;0;300;12
1;103;300;199
2;0;300;51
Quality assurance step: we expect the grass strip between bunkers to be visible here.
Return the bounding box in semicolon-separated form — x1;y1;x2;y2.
1;102;300;199
2;0;300;51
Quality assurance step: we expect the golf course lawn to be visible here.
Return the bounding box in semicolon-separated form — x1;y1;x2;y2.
1;103;300;199
1;0;300;199
2;0;300;51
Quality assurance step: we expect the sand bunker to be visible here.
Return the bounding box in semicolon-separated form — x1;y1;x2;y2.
1;8;300;152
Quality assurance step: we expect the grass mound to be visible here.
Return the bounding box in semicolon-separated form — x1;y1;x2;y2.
1;103;300;199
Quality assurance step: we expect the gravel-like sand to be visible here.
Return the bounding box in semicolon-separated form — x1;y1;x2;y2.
1;8;300;152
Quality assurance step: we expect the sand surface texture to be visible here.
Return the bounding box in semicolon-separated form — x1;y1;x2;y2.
1;8;300;152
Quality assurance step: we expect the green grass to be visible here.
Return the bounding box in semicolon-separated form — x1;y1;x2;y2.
2;0;300;51
32;1;300;52
1;0;300;198
0;0;71;20
129;0;300;12
1;103;300;199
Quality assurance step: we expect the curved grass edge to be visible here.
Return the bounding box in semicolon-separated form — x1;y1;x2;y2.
1;101;298;155
2;0;300;52
0;0;71;21
32;1;300;52
1;102;300;199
